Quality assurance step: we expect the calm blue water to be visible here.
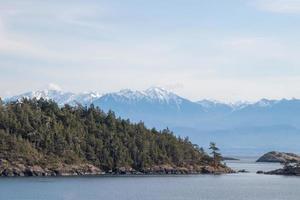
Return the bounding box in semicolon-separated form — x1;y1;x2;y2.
1;158;299;200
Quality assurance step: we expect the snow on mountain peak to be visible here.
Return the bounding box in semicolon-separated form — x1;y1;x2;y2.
102;87;183;107
115;89;145;100
255;98;278;107
145;86;168;93
5;86;300;115
4;88;103;106
74;92;102;104
225;100;252;111
197;99;224;108
112;87;179;101
4;89;72;105
145;86;169;95
144;87;180;102
89;92;102;98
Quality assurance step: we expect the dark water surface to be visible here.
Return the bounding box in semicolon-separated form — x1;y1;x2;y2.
1;159;299;200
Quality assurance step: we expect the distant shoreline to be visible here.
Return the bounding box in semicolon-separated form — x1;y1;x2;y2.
222;157;240;161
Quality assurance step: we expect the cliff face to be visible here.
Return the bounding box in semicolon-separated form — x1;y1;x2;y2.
256;151;300;163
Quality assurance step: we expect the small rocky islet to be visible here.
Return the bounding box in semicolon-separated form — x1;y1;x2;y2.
256;151;300;163
257;165;300;176
256;151;300;176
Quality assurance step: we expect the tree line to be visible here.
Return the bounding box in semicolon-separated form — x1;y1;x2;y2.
0;98;222;171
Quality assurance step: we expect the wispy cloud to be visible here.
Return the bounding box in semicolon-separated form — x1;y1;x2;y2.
0;1;113;62
221;36;295;60
1;0;300;101
255;0;300;14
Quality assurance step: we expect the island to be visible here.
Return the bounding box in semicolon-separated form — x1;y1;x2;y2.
263;164;300;176
256;151;300;163
256;151;300;176
0;99;234;176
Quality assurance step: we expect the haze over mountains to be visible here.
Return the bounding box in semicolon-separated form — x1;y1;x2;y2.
4;86;300;155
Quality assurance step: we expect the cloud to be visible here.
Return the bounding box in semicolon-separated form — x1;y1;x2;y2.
0;1;115;62
255;0;300;14
47;83;62;91
163;83;184;91
222;36;300;63
1;0;300;101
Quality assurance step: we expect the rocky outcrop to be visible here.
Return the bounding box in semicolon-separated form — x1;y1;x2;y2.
142;165;200;175
264;168;300;176
258;165;300;176
201;165;235;174
0;159;103;177
109;164;234;175
256;151;300;163
51;164;102;176
237;169;249;173
0;159;234;176
137;164;234;175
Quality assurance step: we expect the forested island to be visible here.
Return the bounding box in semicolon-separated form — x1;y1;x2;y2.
0;98;233;176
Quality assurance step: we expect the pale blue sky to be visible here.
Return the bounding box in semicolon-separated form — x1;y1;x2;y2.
1;0;300;101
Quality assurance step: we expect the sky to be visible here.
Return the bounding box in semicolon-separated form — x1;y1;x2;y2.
1;0;300;102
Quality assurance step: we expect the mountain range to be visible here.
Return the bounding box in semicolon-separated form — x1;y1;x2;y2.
3;86;300;155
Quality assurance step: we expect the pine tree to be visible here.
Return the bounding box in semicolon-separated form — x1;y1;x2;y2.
209;142;222;169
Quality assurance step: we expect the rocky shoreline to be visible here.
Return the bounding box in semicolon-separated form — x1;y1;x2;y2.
0;160;102;177
257;166;300;176
0;159;234;177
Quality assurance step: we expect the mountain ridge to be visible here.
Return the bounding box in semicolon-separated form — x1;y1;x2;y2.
4;86;290;109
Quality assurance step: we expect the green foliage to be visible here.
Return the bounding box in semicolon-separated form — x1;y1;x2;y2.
0;130;41;164
209;142;222;168
0;98;211;171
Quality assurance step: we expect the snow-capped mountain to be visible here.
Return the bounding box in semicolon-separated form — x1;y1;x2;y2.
4;89;74;105
197;99;223;108
144;87;183;104
92;87;205;128
5;86;184;107
196;99;233;113
252;98;279;108
5;86;300;121
4;88;101;106
98;87;185;109
72;92;102;106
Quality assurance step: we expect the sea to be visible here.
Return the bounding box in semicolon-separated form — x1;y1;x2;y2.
1;158;300;200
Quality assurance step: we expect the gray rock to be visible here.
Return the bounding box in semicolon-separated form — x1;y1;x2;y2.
238;169;249;173
256;151;300;163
